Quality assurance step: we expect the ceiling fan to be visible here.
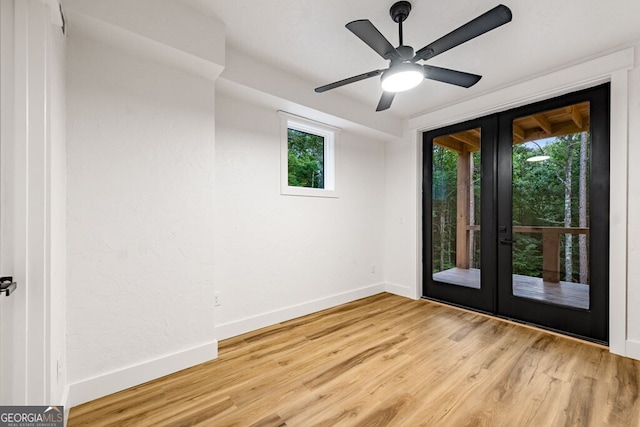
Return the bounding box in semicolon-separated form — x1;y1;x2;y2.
315;2;512;111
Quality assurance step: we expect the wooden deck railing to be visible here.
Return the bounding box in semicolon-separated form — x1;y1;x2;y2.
466;225;589;282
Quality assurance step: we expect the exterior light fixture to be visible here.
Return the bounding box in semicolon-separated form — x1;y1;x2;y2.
525;140;550;162
526;154;550;162
381;62;424;92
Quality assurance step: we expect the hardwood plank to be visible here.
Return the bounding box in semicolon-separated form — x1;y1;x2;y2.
68;293;640;427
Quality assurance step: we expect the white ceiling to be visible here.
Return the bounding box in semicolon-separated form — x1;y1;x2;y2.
182;0;640;119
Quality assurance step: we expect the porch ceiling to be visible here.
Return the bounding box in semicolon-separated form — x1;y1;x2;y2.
434;101;590;152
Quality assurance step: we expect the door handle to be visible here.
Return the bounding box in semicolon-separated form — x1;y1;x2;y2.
500;238;514;245
0;276;17;296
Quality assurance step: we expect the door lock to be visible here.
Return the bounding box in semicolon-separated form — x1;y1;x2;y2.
0;276;17;296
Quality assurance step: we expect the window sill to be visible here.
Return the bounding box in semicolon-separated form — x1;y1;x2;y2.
280;186;340;198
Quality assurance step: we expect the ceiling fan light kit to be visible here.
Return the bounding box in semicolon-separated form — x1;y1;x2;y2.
381;62;424;92
315;2;513;111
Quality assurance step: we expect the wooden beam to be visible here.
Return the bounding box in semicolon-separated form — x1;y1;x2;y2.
519;118;590;144
532;114;553;135
433;136;465;153
450;131;480;151
514;226;588;235
456;150;471;269
570;106;584;130
470;225;589;235
513;124;525;143
512;102;591;145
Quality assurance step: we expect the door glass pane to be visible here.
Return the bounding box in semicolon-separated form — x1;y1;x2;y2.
511;102;590;309
432;128;481;289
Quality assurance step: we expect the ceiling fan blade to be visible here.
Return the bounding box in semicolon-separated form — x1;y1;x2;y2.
315;69;385;93
376;91;395;111
346;20;401;60
413;5;512;62
422;65;482;88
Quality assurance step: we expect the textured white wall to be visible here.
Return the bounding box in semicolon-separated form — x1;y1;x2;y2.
214;94;386;336
384;134;420;299
49;17;67;404
626;47;640;350
66;36;216;383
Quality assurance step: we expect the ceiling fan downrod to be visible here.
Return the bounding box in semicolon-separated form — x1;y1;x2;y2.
390;1;412;47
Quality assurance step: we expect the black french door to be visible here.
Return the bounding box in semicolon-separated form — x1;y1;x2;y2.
423;115;497;314
423;84;610;343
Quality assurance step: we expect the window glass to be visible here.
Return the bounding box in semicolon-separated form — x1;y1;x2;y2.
287;129;325;189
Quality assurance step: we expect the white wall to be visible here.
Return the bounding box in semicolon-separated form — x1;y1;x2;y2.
48;5;67;404
66;35;217;404
625;46;640;355
214;94;386;338
384;132;420;299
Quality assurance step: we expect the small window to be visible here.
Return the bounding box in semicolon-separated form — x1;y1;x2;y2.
279;112;339;197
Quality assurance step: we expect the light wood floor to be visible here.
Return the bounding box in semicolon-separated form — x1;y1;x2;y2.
68;293;640;426
433;267;590;309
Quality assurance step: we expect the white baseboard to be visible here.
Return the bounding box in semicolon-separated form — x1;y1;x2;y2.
215;283;386;340
626;339;640;361
385;282;419;299
67;340;218;408
61;386;70;427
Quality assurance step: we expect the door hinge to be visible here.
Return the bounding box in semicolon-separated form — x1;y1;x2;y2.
0;276;17;296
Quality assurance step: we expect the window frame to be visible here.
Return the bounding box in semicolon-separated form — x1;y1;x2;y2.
279;112;339;198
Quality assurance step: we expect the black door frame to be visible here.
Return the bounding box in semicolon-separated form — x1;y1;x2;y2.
422;83;610;344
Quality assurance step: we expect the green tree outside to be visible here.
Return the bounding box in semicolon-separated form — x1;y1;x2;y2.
432;133;590;283
288;129;324;188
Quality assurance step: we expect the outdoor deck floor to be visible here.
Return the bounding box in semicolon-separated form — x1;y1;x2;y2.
432;267;589;310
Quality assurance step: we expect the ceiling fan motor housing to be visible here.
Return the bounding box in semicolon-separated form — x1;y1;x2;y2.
390;1;412;23
395;45;415;61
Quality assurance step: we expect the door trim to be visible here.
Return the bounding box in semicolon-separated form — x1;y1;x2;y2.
0;0;60;405
0;0;29;404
